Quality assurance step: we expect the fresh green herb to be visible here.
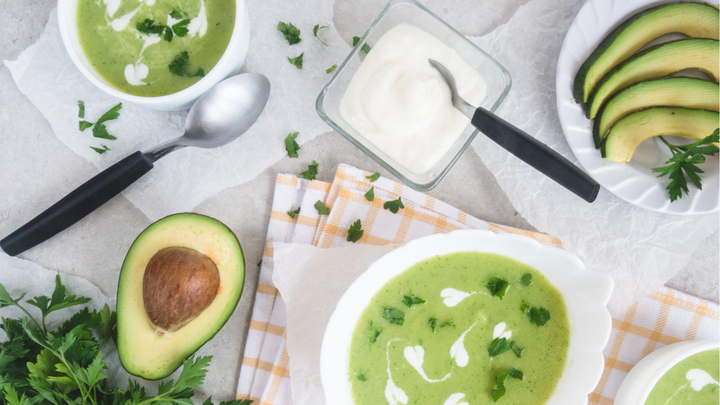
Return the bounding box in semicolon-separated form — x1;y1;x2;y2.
368;321;382;343
528;307;551;326
90;144;111;154
488;337;523;358
288;53;304;69
383;197;404;214
653;130;719;202
326;64;337;73
172;19;191;37
492;368;524;402
287;207;301;219
352;36;371;54
511;342;524;358
258;260;263;267
429;317;438;331
382;307;405;325
136;18;162;34
365;186;375;202
357;373;368;381
136;18;178;42
164;25;174;42
301;160;319;180
79;121;94;131
169;9;186;19
487;277;510;299
520;273;533;286
347;219;364;243
314;200;330;215
277;22;301;45
440;321;455;328
92;103;122;140
429;318;455;332
192;68;205;77
285;132;301;157
520;300;530;313
313;24;329;46
402;295;425;308
169;51;190;76
78;100;85;118
366;172;380;182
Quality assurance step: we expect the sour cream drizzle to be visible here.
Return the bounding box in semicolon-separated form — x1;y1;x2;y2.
187;0;208;37
384;339;408;405
686;369;720;391
493;322;512;340
111;7;141;31
441;288;489;307
403;346;452;383
450;322;477;367
443;393;469;405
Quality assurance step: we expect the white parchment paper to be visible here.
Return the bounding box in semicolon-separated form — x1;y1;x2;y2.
4;2;351;221
469;0;720;313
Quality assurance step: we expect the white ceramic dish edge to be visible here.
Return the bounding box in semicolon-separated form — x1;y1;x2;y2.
556;0;720;214
57;0;250;111
320;229;614;404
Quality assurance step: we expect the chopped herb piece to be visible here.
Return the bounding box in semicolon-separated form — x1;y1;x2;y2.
192;68;205;77
487;277;510;299
352;37;371;54
365;186;375;201
169;51;190;76
79;121;94;131
492;368;524;402
285;132;301;157
313;24;329;46
77;100;85;118
528;307;551;326
287;207;301;219
301;160;319;180
429;318;454;332
520;273;533;286
429;317;438;331
90;144;111;154
402;295;425;308
288;53;304;69
164;26;174;42
172;19;191;37
352;36;361;46
347;219;364;243
511;342;524;358
370;329;381;343
520;300;530;313
488;337;512;357
326;64;337;74
440;321;455;328
277;22;302;45
383;197;404;214
92;123;116;140
91;103;122;140
357;373;368;381
136;18;159;34
314;200;330;215
169;9;186;19
366;172;380;182
382;307;405;325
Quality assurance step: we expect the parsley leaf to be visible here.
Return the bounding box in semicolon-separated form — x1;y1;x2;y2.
90;103;122;140
326;64;337;73
314;200;330;215
169;9;186;19
653;130;719;202
288;53;304;69
428;318;454;332
90;144;111;154
25;275;91;331
287;207;301;218
488;337;524;358
528;307;551;326
301;160;319;180
383;197;404;214
172;19;191;37
382;307;405;325
347;219;364;243
137;18;160;34
520;273;533;286
277;22;301;45
79;121;94;131
368;321;382;343
352;36;371;54
402;295;425;308
492;368;524;402
357;373;368;381
169;51;190;76
77;100;85;118
313;24;329;46
511;341;524;358
285;132;300;158
366;172;380;182
365;186;375;201
487;277;510;299
192;68;205;77
164;26;174;42
520;300;530;313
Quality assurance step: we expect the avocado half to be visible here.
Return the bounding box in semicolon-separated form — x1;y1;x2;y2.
117;213;245;380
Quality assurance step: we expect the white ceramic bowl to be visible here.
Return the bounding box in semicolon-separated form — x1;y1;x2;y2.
57;0;250;111
615;340;720;405
320;229;614;404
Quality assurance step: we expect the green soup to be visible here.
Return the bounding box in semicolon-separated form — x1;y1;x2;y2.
76;0;235;97
349;252;570;405
645;349;719;405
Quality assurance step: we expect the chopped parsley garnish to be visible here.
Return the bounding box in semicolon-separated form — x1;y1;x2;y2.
326;64;337;74
136;18;187;42
383;197;404;214
79;121;93;131
492;368;524;402
314;200;330;215
288;53;304;69
520;273;533;286
192;68;205;77
368;321;382;343
277;22;301;45
528;307;551;326
92;103;122;140
169;9;186;19
169;51;190;76
653;129;719;202
77;100;85;118
366;172;380;182
488;337;524;358
365;186;375;202
382;307;405;325
172;19;191;37
487;277;510;299
357;373;368;381
284;132;300;158
301;160;319;180
136;18;162;35
520;300;530;313
402;295;425;308
313;24;329;46
347;219;364;243
90;144;111;154
352;36;371;54
287;207;301;218
511;342;525;358
429;318;455;332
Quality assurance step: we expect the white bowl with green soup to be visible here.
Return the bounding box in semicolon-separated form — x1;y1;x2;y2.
321;230;614;405
58;0;249;110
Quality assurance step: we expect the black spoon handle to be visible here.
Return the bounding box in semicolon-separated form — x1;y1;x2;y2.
1;151;154;256
471;107;600;203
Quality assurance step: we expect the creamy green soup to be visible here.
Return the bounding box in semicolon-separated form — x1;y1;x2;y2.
645;349;719;405
348;252;570;405
77;0;235;97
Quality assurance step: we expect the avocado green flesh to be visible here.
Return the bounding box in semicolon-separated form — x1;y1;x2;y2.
587;39;720;119
603;107;720;162
349;252;569;405
117;213;245;380
593;78;720;148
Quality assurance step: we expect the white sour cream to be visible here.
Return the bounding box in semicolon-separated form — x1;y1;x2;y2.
340;25;486;175
403;346;452;383
443;393;469;405
493;322;512;340
124;63;149;85
450;322;477;367
188;0;208;37
385;339;408;405
686;369;720;391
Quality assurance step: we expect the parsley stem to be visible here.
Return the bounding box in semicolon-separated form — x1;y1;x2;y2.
12;302;42;332
658;136;684;154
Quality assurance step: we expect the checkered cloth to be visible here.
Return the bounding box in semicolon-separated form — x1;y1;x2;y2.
235;164;720;404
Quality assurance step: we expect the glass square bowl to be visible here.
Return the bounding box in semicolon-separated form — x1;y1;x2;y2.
316;0;512;190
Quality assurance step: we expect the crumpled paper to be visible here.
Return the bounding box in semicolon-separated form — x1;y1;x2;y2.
469;0;719;313
4;1;351;221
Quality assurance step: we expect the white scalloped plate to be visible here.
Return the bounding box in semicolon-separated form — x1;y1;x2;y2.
556;0;719;214
320;230;614;405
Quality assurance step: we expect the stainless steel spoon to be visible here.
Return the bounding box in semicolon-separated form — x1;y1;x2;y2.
1;73;271;256
429;59;599;203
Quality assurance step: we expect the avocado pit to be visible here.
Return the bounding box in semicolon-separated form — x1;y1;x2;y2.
142;246;220;335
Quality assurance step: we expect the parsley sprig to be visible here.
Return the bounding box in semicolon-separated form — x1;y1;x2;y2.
653;130;719;202
487;277;510;299
284;132;300;158
382;307;405;325
277;22;301;45
301;160;319;180
288;53;304;69
492;368;523;402
488;337;524;358
347;219;364;243
313;24;329;46
383;197;404;214
78;102;122;153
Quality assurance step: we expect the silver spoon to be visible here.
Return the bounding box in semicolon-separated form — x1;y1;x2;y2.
429;59;599;203
1;73;271;256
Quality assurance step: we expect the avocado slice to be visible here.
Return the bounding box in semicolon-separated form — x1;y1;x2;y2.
574;2;719;104
117;213;245;380
593;77;719;148
586;39;719;119
603;107;719;162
